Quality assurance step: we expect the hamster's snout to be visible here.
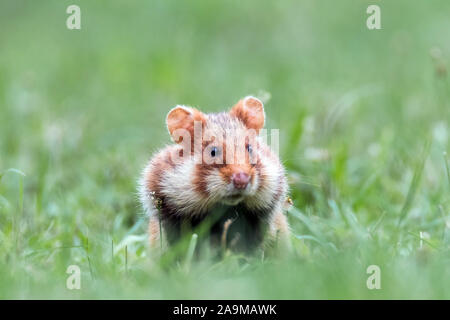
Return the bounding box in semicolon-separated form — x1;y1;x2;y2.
232;172;250;190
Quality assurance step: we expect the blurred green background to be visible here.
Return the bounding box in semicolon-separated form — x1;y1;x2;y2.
0;0;449;299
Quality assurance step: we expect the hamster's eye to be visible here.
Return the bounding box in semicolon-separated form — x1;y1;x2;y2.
210;147;218;157
246;144;253;154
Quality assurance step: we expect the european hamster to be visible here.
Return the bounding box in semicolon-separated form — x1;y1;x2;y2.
139;96;290;254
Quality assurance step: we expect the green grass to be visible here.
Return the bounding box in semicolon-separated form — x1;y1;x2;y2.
1;0;450;299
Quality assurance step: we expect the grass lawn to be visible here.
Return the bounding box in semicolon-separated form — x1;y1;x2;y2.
0;0;449;299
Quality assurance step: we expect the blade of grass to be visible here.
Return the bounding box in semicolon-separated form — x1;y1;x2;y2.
369;211;387;234
288;206;326;242
184;233;198;273
0;168;26;183
397;140;430;227
407;231;439;249
444;151;450;188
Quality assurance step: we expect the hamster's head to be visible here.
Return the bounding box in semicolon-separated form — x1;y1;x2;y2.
166;96;266;206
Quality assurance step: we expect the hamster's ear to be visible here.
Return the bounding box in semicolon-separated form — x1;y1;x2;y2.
230;96;265;133
166;105;206;143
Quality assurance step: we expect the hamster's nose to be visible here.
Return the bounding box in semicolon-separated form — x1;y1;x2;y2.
232;172;250;190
